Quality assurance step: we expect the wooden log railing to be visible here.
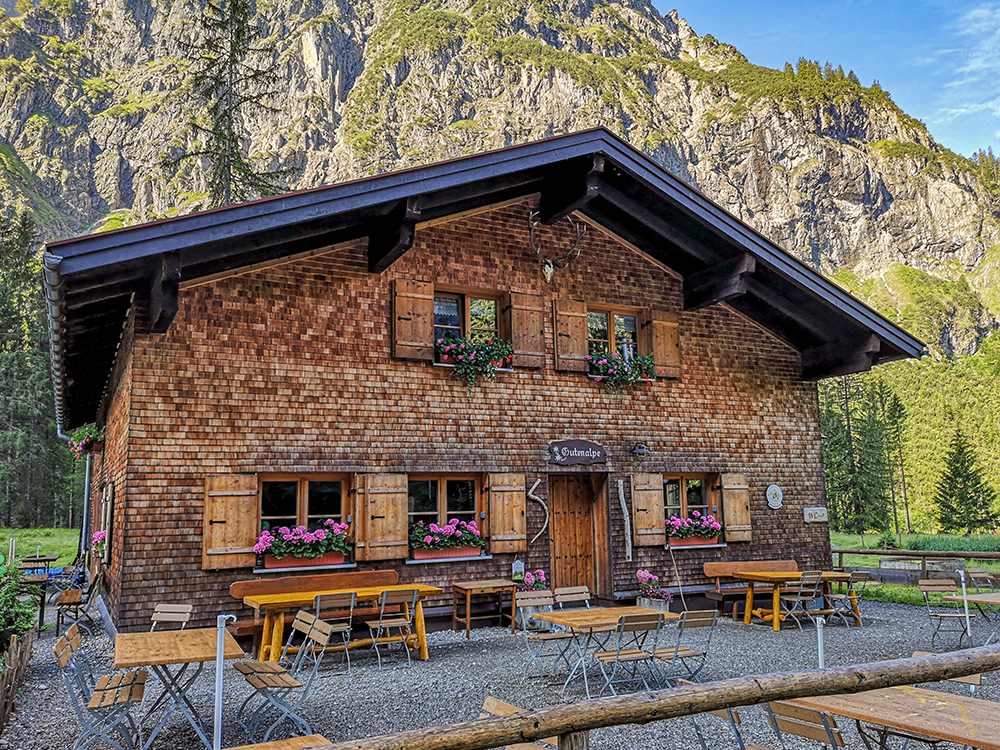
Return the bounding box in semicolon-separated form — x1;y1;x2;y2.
831;547;1000;579
309;645;1000;750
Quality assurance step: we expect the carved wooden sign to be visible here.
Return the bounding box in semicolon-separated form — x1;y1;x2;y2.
548;439;607;466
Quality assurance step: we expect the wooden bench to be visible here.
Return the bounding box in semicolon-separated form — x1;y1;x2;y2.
703;561;799;621
228;569;399;642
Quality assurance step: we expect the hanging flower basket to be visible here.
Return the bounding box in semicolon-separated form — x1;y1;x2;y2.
68;425;105;460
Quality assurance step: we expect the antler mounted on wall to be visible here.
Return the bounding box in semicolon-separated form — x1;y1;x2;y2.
529;210;585;283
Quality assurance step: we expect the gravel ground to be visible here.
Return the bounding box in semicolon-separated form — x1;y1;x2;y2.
4;601;996;750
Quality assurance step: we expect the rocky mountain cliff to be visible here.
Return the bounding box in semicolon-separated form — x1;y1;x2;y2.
1;0;998;353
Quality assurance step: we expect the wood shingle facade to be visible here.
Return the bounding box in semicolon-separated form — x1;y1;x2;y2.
44;130;924;631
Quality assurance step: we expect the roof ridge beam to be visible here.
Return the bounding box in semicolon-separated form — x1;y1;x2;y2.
683;253;756;311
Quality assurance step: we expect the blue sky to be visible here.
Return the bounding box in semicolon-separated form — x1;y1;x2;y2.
653;1;1000;158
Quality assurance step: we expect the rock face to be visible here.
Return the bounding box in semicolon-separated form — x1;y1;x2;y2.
2;0;998;351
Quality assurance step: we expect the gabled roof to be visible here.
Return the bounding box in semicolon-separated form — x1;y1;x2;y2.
44;127;925;430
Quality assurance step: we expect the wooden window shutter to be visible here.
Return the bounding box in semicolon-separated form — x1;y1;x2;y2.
393;279;434;361
202;474;258;570
553;299;588;372
503;292;545;368
720;473;751;542
488;473;526;553
357;473;409;561
630;473;665;546
649;310;681;379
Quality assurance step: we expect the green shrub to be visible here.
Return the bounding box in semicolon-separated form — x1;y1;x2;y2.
905;533;1000;553
0;569;38;657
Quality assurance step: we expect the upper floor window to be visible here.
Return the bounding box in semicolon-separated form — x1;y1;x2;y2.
260;474;348;532
587;309;638;362
407;475;478;527
663;474;711;519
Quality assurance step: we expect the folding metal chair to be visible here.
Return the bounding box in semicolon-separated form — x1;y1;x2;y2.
653;609;719;685
919;579;975;648
765;701;844;749
366;588;420;670
680;679;753;750
966;568;1000;622
239;611;333;742
314;591;355;674
779;571;825;631
150;603;194;631
593;612;664;697
826;570;869;627
554;586;592;610
48;553;86;602
56;571;103;636
516;590;574;685
55;628;146;750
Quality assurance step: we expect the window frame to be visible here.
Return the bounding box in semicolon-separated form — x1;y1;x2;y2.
258;473;353;533
433;286;503;359
662;472;721;522
406;473;484;529
586;303;642;363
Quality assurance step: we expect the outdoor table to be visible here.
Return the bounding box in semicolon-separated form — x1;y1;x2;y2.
19;553;59;574
243;583;442;662
114;627;244;750
452;579;517;638
532;606;679;697
944;591;1000;644
789;685;1000;750
733;570;854;631
227;735;331;750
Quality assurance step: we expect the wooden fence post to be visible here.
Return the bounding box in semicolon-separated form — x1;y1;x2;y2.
557;731;589;749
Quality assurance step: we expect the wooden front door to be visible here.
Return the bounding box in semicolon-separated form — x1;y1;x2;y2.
549;474;595;591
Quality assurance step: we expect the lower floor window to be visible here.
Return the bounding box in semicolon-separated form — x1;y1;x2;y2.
663;474;713;519
407;476;478;527
260;474;348;531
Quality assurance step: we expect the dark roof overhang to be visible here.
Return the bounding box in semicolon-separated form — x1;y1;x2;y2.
44;127;925;430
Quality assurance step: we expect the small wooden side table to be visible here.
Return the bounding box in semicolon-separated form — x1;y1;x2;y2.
452;579;517;639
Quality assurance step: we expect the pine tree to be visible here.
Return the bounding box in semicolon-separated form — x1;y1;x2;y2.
933;431;998;534
186;0;288;207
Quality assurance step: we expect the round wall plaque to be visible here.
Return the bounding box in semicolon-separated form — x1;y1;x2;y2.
766;484;783;509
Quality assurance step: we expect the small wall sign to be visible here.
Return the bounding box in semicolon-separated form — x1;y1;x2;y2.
766;484;783;509
804;507;829;523
548;439;607;466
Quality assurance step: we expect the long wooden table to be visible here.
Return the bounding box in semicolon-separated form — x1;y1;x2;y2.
243;583;442;662
115;628;244;750
733;570;854;631
790;685;1000;750
532;606;679;697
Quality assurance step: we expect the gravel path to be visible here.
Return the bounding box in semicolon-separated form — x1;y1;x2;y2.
4;601;996;750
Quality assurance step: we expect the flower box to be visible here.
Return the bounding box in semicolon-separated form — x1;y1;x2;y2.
668;535;718;548
412;545;482;561
263;551;345;569
637;597;673;612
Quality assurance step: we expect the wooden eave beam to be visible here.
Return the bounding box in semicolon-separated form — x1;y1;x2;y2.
368;197;421;273
683;254;756;311
135;251;181;334
801;334;882;381
743;277;835;340
538;155;605;224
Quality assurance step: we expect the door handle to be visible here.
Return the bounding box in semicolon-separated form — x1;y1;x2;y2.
209;519;226;525
371;515;386;520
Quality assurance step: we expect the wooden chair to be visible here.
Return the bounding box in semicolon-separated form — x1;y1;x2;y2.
778;572;825;631
653;609;718;685
149;603;194;631
54;627;146;750
239;611;333;743
314;591;355;674
365;588;420;670
516;590;574;685
765;701;844;749
593;612;664;697
554;586;592;610
55;571;103;636
479;696;557;750
826;570;869;627
919;579;975;648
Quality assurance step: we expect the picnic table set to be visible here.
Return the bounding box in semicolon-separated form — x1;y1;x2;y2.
41;559;1000;750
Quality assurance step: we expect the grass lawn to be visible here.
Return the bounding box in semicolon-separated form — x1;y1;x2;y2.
0;527;80;566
